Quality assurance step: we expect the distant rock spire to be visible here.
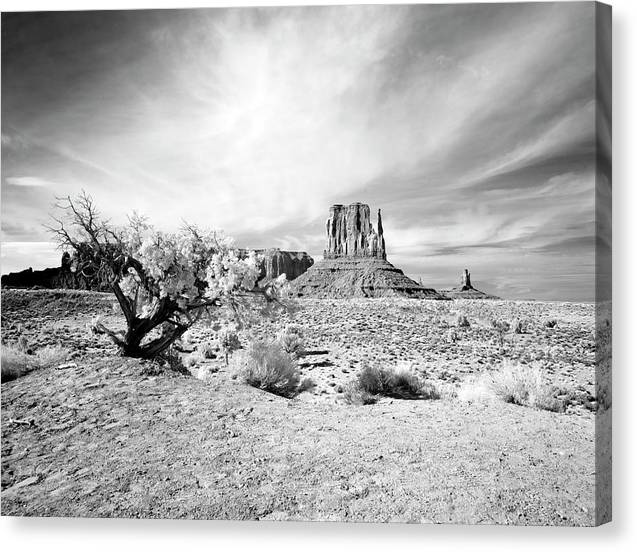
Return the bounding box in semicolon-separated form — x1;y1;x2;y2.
460;269;472;290
377;209;386;260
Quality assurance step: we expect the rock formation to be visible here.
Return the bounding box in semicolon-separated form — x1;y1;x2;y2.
440;268;500;299
2;248;314;291
293;203;444;299
325;203;386;259
247;249;314;282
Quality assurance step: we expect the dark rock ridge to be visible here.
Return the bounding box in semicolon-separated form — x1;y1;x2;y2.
293;203;444;299
2;248;314;291
440;269;500;300
0;252;112;292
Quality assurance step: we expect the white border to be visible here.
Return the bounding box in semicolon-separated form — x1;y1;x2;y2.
1;1;635;550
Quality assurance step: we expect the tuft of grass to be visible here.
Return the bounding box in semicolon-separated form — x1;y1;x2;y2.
2;343;70;383
352;363;440;401
460;361;566;413
233;340;300;398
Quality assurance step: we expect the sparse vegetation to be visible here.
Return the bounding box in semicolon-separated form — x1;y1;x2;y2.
456;314;470;328
184;351;205;369
461;361;566;413
491;319;511;346
276;324;305;358
217;328;241;365
196;340;217;360
1;343;69;383
233;340;301;397
513;318;529;334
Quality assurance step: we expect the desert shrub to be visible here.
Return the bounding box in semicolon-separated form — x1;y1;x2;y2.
298;377;316;393
355;363;439;400
513;318;529;334
197;340;217;359
1;344;70;383
491;319;510;346
276;324;305;358
342;381;378;405
17;335;30;353
234;340;300;397
545;319;558;328
217;328;241;365
456;314;470;328
486;361;565;412
1;346;32;382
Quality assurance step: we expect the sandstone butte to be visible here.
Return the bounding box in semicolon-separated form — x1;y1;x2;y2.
440;268;500;300
291;202;444;299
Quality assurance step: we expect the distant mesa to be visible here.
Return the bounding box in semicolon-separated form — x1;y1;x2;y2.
292;202;444;299
1;248;313;291
440;269;500;300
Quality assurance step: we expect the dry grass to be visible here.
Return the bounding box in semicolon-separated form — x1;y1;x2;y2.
459;361;565;413
233;340;301;398
2;343;69;383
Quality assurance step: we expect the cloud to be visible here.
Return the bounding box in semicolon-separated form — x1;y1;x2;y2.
5;176;53;188
1;4;599;300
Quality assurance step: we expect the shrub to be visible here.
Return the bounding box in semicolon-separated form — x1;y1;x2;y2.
197;340;217;359
276;324;305;358
234;340;300;397
1;344;70;383
446;329;459;343
342;381;378;405
486;361;565;412
513;318;529;334
355;363;439;400
491;319;510;346
456;314;470;328
1;346;31;382
217;328;241;365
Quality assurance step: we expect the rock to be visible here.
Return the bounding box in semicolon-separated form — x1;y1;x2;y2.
251;249;314;282
325;203;385;259
293;202;444;299
440;269;500;300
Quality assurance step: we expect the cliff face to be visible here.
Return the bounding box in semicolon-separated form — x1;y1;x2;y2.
325;203;385;260
251;249;314;282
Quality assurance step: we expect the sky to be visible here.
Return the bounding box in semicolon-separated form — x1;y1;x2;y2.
1;3;608;301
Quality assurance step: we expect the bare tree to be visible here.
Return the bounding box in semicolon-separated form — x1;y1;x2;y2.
47;191;285;359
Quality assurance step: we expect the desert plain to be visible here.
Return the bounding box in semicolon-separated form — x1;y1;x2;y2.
1;288;609;525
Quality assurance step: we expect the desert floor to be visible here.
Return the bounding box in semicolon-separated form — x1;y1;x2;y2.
1;289;601;524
